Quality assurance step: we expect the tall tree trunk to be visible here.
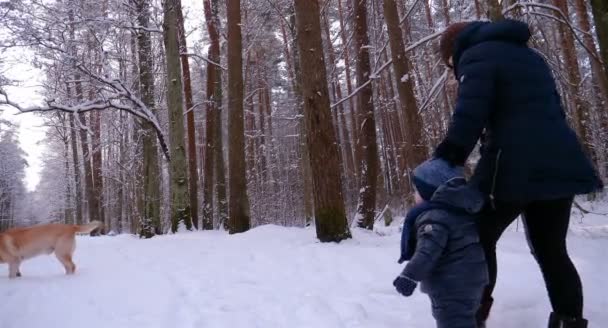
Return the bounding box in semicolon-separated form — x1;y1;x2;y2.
163;0;192;232
134;0;162;237
208;0;228;229
215;108;228;230
255;50;268;182
91;110;104;226
577;0;608;99
62;123;73;225
487;0;504;21
176;2;200;230
574;0;608;174
78;113;95;223
294;0;351;242
206;0;228;230
440;0;450;25
353;0;379;230
337;0;359;182
66;0;83;225
287;7;314;226
474;0;482;19
227;0;251;233
383;0;425;184
68;103;83;224
117;112;125;233
554;0;594;158
69;5;95;225
591;0;608;80
202;0;218;230
322;12;355;190
85;39;103;229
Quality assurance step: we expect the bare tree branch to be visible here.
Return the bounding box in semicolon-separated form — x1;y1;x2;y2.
330;28;446;109
181;52;227;70
504;2;603;65
418;69;449;114
0;80;171;162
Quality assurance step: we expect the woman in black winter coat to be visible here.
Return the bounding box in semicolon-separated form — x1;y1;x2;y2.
435;19;603;328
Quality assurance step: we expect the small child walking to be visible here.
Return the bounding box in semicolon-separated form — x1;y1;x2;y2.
393;159;489;328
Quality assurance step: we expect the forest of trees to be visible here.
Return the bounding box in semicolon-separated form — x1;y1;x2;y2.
0;120;28;230
0;0;606;241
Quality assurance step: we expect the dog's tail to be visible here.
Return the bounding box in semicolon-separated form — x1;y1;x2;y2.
75;221;103;234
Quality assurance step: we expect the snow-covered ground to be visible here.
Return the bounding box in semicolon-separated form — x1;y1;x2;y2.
1;203;607;328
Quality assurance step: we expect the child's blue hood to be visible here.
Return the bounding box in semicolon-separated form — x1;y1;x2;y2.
431;177;485;214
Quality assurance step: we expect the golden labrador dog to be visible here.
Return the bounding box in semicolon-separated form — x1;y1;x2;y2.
0;221;102;278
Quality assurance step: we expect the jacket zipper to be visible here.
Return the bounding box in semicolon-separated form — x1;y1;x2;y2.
489;149;502;210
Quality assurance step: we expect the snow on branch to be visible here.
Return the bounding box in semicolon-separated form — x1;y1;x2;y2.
0;68;171;162
573;200;608;216
330;29;446;109
399;0;422;25
504;2;602;65
68;17;163;33
330;61;393;110
418;69;449;114
181;53;227;71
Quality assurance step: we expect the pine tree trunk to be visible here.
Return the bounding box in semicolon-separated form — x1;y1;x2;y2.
353;0;379;230
214;109;228;230
78;112;96;223
294;0;351;242
591;0;608;80
287;7;314;226
204;0;228;230
202;0;218;230
83;41;103;230
176;3;200;230
245;57;257;182
554;0;594;158
66;0;83;225
322;12;356;190
440;0;450;24
163;0;192;232
337;0;359;183
256;50;268;182
70;14;95;225
117;112;125;233
69;119;83;225
383;0;425;180
209;0;228;230
91;111;104;227
574;0;608;173
227;0;251;233
67;104;83;224
487;0;504;21
62;123;73;225
134;0;162;237
579;0;608;98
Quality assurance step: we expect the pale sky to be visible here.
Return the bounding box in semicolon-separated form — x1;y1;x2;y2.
1;48;46;192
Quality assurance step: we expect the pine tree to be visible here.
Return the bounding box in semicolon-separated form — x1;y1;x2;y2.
163;0;192;232
227;0;251;234
293;0;351;242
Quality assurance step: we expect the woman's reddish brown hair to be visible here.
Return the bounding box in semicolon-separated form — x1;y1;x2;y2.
439;22;471;67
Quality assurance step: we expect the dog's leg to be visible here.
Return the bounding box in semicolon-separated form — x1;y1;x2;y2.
63;255;75;274
55;235;77;275
55;252;76;275
8;261;21;279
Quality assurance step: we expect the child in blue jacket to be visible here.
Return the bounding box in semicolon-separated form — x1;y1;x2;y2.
394;159;489;328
